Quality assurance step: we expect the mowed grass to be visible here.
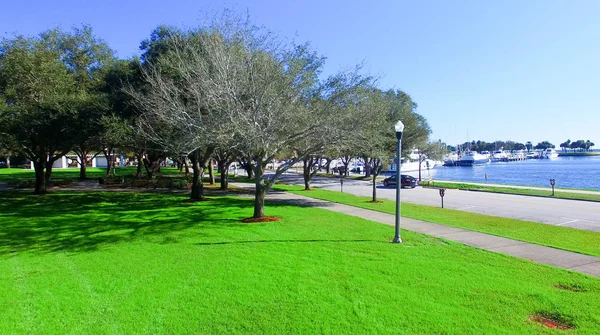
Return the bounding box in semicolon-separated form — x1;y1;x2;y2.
0;167;184;184
274;185;600;258
1;191;599;333
419;181;600;202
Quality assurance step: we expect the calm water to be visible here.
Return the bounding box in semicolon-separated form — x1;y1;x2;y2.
417;156;600;190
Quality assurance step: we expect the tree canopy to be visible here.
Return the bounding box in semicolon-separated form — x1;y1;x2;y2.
0;12;442;218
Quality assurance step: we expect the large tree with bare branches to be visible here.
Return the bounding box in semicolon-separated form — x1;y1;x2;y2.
129;27;233;200
193;15;344;218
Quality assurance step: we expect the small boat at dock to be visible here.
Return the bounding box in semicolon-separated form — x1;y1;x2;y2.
457;151;490;166
543;148;559;159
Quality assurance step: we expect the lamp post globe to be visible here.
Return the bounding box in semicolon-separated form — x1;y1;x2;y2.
395;121;404;138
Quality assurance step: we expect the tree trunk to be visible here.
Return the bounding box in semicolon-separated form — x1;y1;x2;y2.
253;160;265;218
325;159;331;174
45;163;53;183
6;156;10;169
80;163;87;180
143;154;163;179
254;185;265;218
218;160;229;190
303;158;312;190
189;152;205;200
418;153;422;182
245;161;254;179
33;160;47;195
135;151;144;177
184;159;189;176
104;149;113;176
372;171;377;202
208;159;215;185
344;161;350;176
77;152;88;180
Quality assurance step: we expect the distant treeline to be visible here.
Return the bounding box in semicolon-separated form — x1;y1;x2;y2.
449;139;596;153
558;139;596;152
450;140;554;152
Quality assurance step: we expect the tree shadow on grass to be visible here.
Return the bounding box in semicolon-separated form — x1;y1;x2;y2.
0;191;315;255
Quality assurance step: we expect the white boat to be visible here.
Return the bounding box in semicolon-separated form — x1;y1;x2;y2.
511;150;525;160
389;158;437;173
458;151;490;166
544;148;559;159
443;152;460;166
491;150;508;162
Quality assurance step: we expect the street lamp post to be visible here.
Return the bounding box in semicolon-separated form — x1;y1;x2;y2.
393;121;404;243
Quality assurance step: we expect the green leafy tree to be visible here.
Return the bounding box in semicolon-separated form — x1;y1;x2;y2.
534;141;555;150
51;26;116;179
0;33;78;194
415;140;447;181
101;58;146;176
356;88;430;201
586;140;595;151
560;139;571;152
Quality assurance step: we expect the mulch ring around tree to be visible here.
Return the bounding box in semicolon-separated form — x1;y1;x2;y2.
529;314;574;330
241;216;281;223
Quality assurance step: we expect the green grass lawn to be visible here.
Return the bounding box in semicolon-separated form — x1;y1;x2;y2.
273;185;600;258
0;167;187;184
1;191;599;333
418;181;600;202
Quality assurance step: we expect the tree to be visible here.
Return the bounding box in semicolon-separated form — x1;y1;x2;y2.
560;139;571;152
99;114;131;176
0;136;19;168
0;32;79;194
190;13;342;218
49;26;115;179
362;89;430;201
534;141;555;150
130;27;230;200
416;140;447;181
213;147;236;190
512;142;526;150
355;89;395;202
526;141;533;152
297;67;372;190
587;140;595;151
101;58;145;176
570;140;585;152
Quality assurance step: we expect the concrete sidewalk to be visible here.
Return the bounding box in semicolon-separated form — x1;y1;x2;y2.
232;183;600;278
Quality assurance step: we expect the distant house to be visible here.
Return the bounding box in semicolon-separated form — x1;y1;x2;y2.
29;154;117;169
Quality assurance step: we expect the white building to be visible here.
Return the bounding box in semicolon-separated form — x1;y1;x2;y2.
29;154;117;169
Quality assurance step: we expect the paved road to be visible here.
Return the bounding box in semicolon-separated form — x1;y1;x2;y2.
272;172;600;232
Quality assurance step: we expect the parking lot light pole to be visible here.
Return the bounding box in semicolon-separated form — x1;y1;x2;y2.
393;121;404;243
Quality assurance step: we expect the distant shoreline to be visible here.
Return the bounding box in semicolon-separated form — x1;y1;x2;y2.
558;152;600;156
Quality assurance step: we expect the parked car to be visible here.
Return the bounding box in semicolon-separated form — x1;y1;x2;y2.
332;166;347;174
350;167;361;173
382;174;417;188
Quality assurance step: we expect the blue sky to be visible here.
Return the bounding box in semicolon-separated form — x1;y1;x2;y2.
2;0;599;147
